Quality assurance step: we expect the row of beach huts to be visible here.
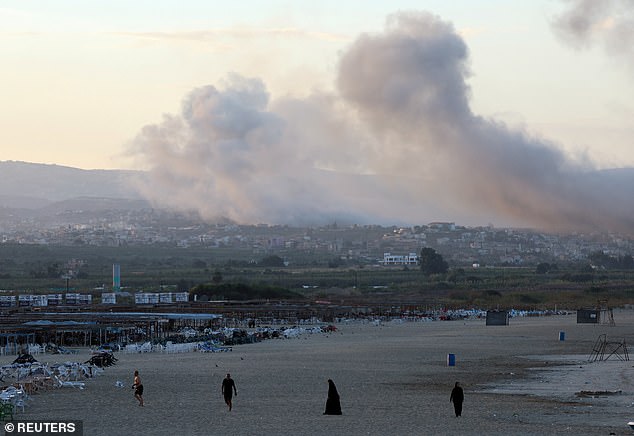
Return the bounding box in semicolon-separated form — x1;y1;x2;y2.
0;292;190;307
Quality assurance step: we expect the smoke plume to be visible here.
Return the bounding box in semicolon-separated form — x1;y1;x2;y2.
552;0;634;59
129;11;634;234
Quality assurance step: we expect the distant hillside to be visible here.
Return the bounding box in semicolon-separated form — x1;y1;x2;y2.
0;194;52;209
2;160;634;231
0;161;144;209
40;197;151;214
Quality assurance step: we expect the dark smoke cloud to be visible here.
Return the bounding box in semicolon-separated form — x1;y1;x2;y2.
552;0;634;59
129;12;634;234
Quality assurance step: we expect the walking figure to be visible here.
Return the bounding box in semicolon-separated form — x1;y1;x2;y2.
222;373;237;411
450;381;463;417
323;379;342;415
133;370;144;407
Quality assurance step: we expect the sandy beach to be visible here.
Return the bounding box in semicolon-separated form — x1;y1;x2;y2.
3;311;634;435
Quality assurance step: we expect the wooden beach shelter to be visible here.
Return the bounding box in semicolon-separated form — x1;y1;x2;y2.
577;309;599;324
577;300;615;326
485;310;509;326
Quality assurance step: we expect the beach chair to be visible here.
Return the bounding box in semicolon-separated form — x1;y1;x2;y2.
80;365;92;379
16;367;30;381
57;346;78;355
0;391;14;407
53;375;85;390
13;398;25;413
2;386;18;397
69;366;81;381
0;367;12;383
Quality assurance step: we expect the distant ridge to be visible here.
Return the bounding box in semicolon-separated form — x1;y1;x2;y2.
40;197;151;214
0;194;52;209
2;160;634;231
0;161;144;208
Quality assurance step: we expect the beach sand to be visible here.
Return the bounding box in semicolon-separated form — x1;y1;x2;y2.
4;310;634;435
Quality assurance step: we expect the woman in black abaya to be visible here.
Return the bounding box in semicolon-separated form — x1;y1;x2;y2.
450;381;464;417
323;379;342;415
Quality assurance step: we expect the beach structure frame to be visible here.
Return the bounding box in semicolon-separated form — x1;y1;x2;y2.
588;333;629;362
0;332;36;356
0;310;225;350
597;299;616;326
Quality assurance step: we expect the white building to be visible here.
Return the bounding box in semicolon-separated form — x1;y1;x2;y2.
174;292;189;302
160;293;173;304
382;252;419;265
101;293;117;304
0;295;16;307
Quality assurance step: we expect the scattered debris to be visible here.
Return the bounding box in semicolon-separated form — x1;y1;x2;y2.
575;390;622;398
85;352;118;368
13;354;37;364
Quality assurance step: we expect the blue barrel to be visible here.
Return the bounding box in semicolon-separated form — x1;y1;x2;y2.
447;353;456;366
559;331;565;341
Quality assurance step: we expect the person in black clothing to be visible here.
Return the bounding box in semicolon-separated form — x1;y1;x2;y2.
222;373;237;411
323;379;342;415
450;381;464;417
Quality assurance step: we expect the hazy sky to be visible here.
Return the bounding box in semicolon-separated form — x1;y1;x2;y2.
2;0;632;170
2;1;634;231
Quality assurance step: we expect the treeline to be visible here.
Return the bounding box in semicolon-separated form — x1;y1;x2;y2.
190;283;304;301
535;252;634;276
588;251;634;270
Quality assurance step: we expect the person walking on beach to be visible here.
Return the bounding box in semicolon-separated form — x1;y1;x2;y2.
133;370;144;407
222;373;237;411
323;379;342;415
450;381;463;417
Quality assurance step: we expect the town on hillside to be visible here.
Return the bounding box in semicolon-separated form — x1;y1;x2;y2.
1;207;632;268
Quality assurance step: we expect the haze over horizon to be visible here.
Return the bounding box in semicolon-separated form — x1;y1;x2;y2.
2;1;633;233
